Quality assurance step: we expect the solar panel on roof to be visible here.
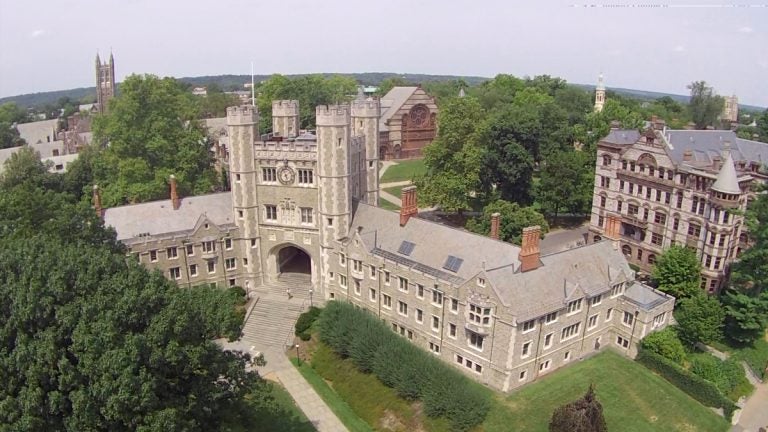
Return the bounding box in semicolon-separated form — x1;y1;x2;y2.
442;255;463;273
397;240;415;256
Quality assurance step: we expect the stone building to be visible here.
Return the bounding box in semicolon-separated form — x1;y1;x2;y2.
594;73;606;112
95;52;116;114
378;87;438;160
722;95;739;124
102;101;673;392
588;123;768;292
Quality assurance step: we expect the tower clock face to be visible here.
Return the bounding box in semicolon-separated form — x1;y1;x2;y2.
278;167;295;184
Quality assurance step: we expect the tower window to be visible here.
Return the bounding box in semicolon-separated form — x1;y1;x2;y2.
298;169;314;184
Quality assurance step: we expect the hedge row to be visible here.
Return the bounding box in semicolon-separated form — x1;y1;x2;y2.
636;349;737;420
316;301;491;431
733;339;768;380
294;306;322;341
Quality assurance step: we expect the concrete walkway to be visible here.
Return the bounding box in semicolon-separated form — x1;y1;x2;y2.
732;377;768;432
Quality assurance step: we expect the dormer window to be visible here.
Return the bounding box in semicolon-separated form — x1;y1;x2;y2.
477;277;486;287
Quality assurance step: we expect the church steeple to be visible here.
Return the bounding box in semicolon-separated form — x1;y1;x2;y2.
95;51;116;114
594;73;606;112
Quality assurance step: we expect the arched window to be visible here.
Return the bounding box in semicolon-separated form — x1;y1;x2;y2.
622;245;632;256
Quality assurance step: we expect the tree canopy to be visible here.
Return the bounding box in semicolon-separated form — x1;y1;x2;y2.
91;74;218;206
0;102;28;149
675;292;725;346
651;245;702;299
465;200;549;245
688;81;724;129
536;150;594;218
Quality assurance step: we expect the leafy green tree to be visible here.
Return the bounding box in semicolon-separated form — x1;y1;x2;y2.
466;200;548;245
730;189;768;297
675;292;725;346
640;328;687;365
755;109;768;142
549;385;607;432
198;90;240;118
473;74;524;111
651;245;702;298
536;150;594;218
688;81;725;129
416;97;485;212
0;102;28;149
92;74;217;206
0;233;256;431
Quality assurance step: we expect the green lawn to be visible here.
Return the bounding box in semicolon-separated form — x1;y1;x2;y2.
482;350;729;432
299;344;451;432
291;357;374;432
378;198;400;211
380;159;427;183
383;185;405;199
220;380;315;432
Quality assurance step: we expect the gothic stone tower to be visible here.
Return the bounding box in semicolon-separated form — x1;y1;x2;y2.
95;53;116;114
226;105;263;286
351;99;381;205
272;100;300;137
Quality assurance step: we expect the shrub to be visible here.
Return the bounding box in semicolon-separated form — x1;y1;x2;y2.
637;349;737;420
640;328;686;365
294;306;322;341
228;285;247;301
317;301;491;430
688;354;752;400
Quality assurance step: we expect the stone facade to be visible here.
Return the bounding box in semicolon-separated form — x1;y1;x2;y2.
588;124;768;292
103;101;675;393
722;95;739;124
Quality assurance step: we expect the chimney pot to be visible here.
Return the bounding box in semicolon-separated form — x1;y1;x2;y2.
490;212;501;240
520;225;542;272
399;186;418;226
170;175;181;210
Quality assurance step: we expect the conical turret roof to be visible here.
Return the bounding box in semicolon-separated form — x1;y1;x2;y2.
712;146;741;194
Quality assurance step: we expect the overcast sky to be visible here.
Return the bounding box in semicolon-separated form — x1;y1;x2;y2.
1;0;766;106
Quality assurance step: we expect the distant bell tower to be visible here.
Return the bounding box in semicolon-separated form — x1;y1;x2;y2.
594;73;605;112
96;52;116;114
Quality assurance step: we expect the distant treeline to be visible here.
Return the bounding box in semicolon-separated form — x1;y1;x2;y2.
1;72;764;112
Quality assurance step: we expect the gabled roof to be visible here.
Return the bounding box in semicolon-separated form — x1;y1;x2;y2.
351;203;521;284
663;130;768;166
103;192;235;241
379;86;419;130
488;241;634;320
16;119;58;145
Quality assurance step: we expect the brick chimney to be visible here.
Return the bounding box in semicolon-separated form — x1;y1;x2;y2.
519;226;542;272
604;214;621;241
92;184;103;219
399;186;418;226
490;212;501;240
170;175;181;210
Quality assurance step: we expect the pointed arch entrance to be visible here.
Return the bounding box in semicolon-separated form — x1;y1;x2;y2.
277;246;311;276
268;244;314;296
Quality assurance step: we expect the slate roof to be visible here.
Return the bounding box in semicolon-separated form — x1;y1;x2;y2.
103;192;235;241
624;282;671;310
16;119;58;145
379;86;418;131
488;241;636;320
601;129;642;145
351;203;521;284
663;130;768;166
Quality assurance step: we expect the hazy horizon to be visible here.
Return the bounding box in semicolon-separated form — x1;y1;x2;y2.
1;0;766;106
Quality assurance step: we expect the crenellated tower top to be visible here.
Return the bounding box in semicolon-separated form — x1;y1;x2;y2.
227;105;259;126
272;100;299;117
316;104;350;126
351;99;381;118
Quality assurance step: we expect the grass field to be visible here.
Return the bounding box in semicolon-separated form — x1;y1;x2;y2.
220;380;315;432
380;159;427;183
482;350;729;432
378;199;400;211
291;356;374;432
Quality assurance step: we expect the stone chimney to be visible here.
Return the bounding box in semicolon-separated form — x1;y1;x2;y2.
519;226;542;272
170;175;180;210
92;184;103;219
490;212;501;240
399;186;418;226
682;149;693;162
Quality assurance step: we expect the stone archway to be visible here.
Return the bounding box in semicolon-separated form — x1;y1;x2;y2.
277;245;311;277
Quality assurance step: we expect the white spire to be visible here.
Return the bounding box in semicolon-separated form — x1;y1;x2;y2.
596;72;605;91
594;73;606;112
711;142;741;195
458;87;466;98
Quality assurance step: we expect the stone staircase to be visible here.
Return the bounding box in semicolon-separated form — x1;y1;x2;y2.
241;273;313;350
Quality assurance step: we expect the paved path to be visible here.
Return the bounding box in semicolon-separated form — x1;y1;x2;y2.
380;189;402;206
380;180;413;188
732;377;768;432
